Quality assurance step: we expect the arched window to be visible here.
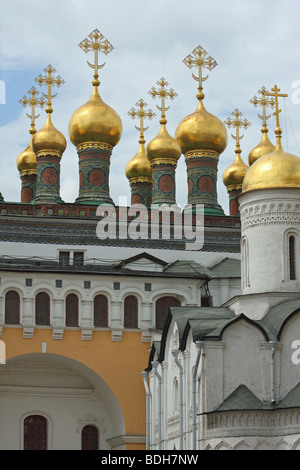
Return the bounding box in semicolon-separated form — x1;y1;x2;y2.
289;235;296;280
66;293;79;327
5;290;20;325
124;295;138;329
81;425;99;450
155;296;181;330
35;292;50;326
24;415;47;450
94;294;108;327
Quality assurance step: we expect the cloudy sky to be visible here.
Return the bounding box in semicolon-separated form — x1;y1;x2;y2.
1;0;300;214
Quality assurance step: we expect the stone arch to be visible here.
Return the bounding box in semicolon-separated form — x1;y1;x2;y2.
1;353;125;450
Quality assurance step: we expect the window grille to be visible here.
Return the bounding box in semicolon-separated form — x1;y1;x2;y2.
66;293;79;327
124;295;138;328
81;425;99;450
5;290;20;324
94;295;108;327
155;296;181;330
289;235;296;280
35;292;50;326
73;251;84;267
24;415;47;450
59;251;70;267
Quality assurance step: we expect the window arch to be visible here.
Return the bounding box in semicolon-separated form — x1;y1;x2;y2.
5;290;20;325
66;293;79;327
94;294;108;327
24;415;47;450
35;292;50;326
124;295;138;329
81;425;99;450
155;296;181;330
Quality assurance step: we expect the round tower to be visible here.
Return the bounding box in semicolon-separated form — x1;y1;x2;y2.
32;66;66;204
175;46;227;214
17;86;46;203
68;29;122;205
223;109;250;216
147;78;181;206
239;85;300;297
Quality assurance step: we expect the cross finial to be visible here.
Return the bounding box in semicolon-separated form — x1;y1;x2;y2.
128;99;155;144
34;65;65;113
79;29;114;87
263;85;288;147
19;86;46;134
250;86;275;131
183;45;217;101
148;77;178;125
224;109;251;148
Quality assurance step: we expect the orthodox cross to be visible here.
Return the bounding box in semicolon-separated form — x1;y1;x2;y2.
264;85;288;137
148;77;177;124
128;99;155;144
79;29;114;86
224;109;251;148
35;65;64;113
19;86;45;134
250;86;275;129
183;45;217;100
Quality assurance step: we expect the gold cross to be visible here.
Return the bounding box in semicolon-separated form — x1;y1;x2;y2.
264;85;288;130
19;86;46;134
34;65;64;113
148;77;178;124
79;29;114;86
224;109;251;147
250;86;275;128
183;45;217;100
128;99;155;143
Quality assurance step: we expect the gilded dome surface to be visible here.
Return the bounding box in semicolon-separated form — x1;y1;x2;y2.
242;144;300;193
125;143;152;180
175;99;227;155
147;124;181;163
32;113;66;155
248;131;275;166
223;149;249;188
68;86;122;148
16;140;36;174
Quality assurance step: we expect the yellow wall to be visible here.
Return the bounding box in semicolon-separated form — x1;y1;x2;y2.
2;327;150;449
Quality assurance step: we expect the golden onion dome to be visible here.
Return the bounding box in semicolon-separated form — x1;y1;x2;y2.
248;130;275;166
175;99;227;155
125;142;152;181
147;123;181;164
32;112;66;155
223;147;249;189
68;86;122;148
16;139;36;175
242;141;300;193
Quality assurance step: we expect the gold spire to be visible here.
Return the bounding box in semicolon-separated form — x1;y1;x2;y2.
243;85;300;193
68;29;122;148
125;99;154;181
223;109;250;190
79;29;114;87
32;65;66;156
175;45;227;155
17;87;45;175
182;45;217;101
147;78;181;164
248;86;275;165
